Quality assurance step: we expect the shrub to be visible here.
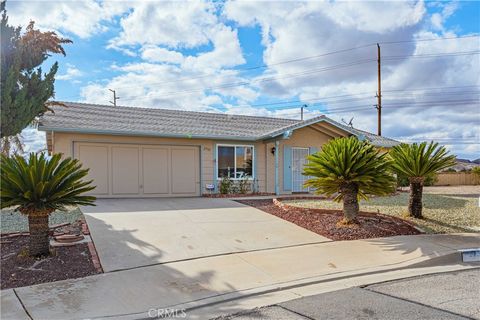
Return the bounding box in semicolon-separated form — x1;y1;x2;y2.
1;153;95;256
303;137;395;224
219;176;233;194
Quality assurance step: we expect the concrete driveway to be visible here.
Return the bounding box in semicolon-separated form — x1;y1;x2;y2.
82;198;329;271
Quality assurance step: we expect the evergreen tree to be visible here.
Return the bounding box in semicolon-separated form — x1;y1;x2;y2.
0;2;71;146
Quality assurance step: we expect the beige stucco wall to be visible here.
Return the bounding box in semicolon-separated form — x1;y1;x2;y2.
265;126;342;194
50;125;345;195
52;132;268;194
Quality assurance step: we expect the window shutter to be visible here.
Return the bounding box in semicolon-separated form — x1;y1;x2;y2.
283;145;292;191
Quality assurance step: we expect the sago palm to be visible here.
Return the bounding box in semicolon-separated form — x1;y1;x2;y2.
1;153;96;256
303;136;396;224
389;142;455;218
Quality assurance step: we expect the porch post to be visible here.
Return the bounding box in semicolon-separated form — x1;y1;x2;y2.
274;140;280;195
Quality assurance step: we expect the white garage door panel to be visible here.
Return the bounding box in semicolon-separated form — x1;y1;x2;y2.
143;148;169;194
78;145;109;195
171;148;197;194
112;147;140;195
75;142;199;197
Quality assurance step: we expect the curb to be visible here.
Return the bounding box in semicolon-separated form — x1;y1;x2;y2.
111;250;478;320
82;221;103;273
272;196;327;213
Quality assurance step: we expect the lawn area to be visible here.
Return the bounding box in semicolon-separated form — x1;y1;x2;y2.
284;192;480;234
1;207;83;234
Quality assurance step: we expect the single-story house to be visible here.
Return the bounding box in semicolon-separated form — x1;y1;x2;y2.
39;102;399;198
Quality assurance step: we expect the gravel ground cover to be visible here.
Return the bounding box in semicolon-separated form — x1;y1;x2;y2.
284;192;480;234
1;207;83;234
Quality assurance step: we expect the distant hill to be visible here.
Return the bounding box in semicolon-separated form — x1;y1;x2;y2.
443;160;480;172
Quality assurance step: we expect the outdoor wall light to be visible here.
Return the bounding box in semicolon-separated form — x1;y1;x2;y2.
271;147;276;155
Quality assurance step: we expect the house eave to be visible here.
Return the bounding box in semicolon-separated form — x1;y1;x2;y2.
37;126;259;142
261;117;355;140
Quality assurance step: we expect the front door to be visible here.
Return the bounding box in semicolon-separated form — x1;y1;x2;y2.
292;147;309;192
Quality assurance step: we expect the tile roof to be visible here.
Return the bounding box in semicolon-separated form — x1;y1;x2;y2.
334;123;401;148
38;101;398;147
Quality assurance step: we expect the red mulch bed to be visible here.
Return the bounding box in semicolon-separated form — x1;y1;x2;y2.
1;235;100;289
203;193;275;198
237;199;421;241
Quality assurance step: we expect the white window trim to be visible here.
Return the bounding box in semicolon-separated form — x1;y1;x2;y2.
216;144;255;180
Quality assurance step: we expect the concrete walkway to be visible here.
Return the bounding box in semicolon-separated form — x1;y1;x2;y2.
2;233;479;320
81;198;329;271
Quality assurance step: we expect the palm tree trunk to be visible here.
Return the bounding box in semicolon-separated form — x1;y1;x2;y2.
342;184;359;223
27;212;51;257
409;177;424;218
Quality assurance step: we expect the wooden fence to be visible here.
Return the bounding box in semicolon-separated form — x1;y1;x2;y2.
434;172;480;186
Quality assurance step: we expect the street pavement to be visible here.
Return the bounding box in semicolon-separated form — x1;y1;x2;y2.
224;269;480;320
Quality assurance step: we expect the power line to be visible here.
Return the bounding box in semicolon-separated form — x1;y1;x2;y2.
96;51;479;103
384;99;479;106
383;51;480;61
60;48;480;102
59;88;479;118
73;44;378;94
75;35;480;94
117;59;377;101
384;91;480;98
383;85;480;92
379;34;479;45
241;89;480;111
57;34;480;102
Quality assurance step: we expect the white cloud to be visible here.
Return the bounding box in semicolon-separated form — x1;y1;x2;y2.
21;127;46;154
109;1;217;48
319;1;425;33
5;0;130;38
141;46;185;64
430;1;460;31
69;1;478;158
57;64;84;81
223;0;478;158
182;24;245;70
81;0;249;112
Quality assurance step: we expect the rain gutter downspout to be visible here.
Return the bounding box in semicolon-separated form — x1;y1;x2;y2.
274;140;280;196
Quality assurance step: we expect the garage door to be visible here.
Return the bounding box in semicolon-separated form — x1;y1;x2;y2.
74;142;200;197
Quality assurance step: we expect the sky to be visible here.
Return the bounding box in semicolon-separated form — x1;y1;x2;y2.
5;0;480;159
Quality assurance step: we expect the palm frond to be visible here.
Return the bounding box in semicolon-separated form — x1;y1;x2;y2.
303;136;396;201
389;141;456;178
1;153;96;212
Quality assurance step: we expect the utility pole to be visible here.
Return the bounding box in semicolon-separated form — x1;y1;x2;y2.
376;43;382;136
301;104;308;121
109;89;120;107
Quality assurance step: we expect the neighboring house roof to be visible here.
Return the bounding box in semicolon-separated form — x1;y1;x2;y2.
442;161;480;172
38;102;399;147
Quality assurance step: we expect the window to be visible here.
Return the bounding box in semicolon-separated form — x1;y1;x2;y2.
217;145;253;179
